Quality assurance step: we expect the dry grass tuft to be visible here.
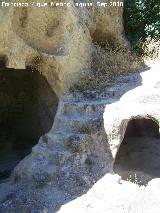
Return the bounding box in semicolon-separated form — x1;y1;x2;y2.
143;39;160;62
70;43;143;93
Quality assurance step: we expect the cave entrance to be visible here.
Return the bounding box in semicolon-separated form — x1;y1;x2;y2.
114;118;160;186
0;66;59;183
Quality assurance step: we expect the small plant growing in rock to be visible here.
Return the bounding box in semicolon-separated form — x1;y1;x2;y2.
69;43;142;94
30;55;43;71
66;140;82;153
69;84;83;93
79;126;91;134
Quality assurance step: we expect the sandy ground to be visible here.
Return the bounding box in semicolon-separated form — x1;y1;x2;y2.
58;174;160;213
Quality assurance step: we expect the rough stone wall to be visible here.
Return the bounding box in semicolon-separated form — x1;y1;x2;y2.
0;0;124;96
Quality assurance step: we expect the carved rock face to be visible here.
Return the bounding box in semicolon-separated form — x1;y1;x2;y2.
12;7;66;55
0;0;125;96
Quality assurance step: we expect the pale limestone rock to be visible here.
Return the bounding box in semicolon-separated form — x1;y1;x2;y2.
104;60;160;158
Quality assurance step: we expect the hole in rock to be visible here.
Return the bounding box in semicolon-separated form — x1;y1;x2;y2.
0;67;59;182
114;118;160;186
0;56;7;68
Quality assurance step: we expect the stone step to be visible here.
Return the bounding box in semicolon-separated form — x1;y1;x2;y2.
46;131;90;145
53;115;102;133
48;131;92;153
39;130;91;145
56;113;101;120
32;131;92;159
62;98;115;105
63;88;121;100
60;101;107;116
32;144;74;164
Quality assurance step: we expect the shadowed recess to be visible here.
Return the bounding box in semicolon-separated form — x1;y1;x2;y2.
114;118;160;186
0;66;59;182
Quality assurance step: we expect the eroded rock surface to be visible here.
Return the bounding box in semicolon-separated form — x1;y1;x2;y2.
104;61;160;158
1;1;160;212
0;0;124;95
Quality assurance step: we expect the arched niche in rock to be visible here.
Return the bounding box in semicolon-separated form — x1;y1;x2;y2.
0;65;59;182
114;117;160;185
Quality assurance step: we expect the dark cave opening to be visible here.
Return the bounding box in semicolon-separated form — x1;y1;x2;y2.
0;66;59;182
124;119;159;138
0;55;7;68
114;118;160;185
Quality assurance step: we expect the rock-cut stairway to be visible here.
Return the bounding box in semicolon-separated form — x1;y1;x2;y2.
14;95;114;192
32;97;110;162
14;73;134;187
